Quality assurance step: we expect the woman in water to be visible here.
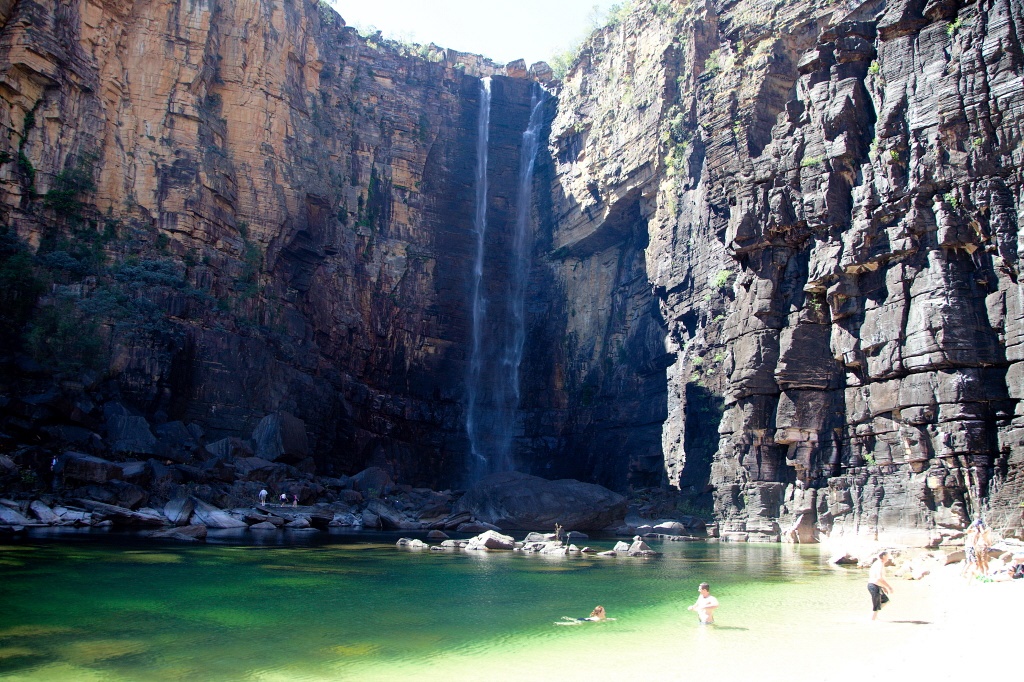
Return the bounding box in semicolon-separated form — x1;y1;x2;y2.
555;606;611;625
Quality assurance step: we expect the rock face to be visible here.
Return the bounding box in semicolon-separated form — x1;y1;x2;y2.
454;471;627;530
541;0;1024;543
1;0;1023;545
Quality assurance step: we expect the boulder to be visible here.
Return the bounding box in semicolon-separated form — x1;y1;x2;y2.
329;513;361;527
427;530;449;540
106;414;158;455
252;412;309;464
154;421;198;463
287;516;311;529
75;499;164;527
119;461;150;485
62;452;122;484
466;530;516;550
233;457;283;481
653;521;687;536
454;472;627;530
351;467;393;496
205;438;254;460
250;521;278;530
628;538;653;554
190;499;247;529
613;541;631;553
29;500;61;524
164;496;195;526
396;537;429;549
441;539;468;549
361;510;380;527
524;532;557;542
366;499;423;530
0;505;32;526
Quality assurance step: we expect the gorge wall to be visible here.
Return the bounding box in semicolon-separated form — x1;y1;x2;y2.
1;0;1023;544
546;0;1024;544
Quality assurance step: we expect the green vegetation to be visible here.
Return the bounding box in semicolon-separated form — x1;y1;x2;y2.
800;155;824;168
712;269;733;289
867;60;880;75
703;50;720;75
889;149;900;162
947;17;962;36
43;151;98;222
943;192;959;209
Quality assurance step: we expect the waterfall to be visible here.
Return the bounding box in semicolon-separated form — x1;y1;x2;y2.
466;80;546;481
505;87;546;435
466;77;492;477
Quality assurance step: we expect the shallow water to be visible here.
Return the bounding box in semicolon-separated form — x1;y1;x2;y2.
0;531;901;681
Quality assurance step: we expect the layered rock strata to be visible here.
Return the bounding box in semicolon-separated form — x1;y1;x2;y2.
0;0;536;487
543;0;1024;543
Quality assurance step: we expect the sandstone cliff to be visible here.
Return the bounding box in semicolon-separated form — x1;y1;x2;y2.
0;0;530;488
1;0;1022;545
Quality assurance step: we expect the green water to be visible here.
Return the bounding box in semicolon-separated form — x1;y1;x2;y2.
0;531;875;681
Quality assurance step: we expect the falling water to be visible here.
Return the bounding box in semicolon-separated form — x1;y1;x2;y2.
466;76;492;476
466;80;546;480
504;86;546;438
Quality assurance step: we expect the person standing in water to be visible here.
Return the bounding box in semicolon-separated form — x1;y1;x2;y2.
687;583;719;624
868;550;894;621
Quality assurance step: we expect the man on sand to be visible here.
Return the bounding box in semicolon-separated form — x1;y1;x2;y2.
868;550;894;621
687;582;719;624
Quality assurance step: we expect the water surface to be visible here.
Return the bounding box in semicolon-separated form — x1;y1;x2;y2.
0;531;886;681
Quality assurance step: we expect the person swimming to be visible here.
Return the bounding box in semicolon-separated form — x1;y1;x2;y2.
555;605;614;625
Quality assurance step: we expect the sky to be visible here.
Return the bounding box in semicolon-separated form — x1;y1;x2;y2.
328;0;623;65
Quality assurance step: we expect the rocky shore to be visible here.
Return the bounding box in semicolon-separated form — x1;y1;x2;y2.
0;415;709;541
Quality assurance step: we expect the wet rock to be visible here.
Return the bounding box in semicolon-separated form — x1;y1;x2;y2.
427;530;449;539
455;472;627;530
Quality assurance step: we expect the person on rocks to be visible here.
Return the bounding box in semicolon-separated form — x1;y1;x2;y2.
975;520;994;575
292;494;298;508
867;550;894;621
962;525;979;578
280;492;287;505
259;489;268;506
688;583;719;625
